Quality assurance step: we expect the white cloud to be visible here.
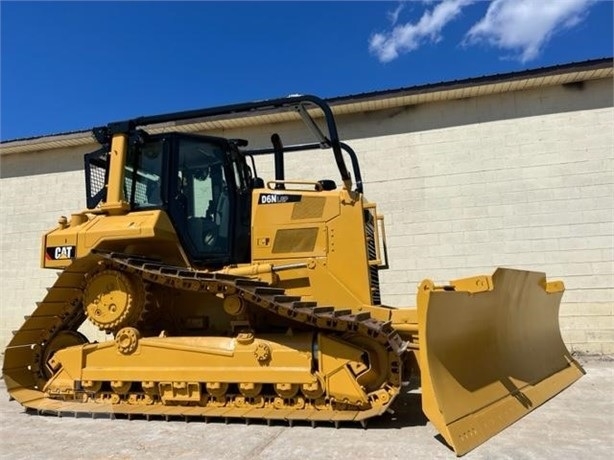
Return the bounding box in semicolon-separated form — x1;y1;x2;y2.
464;0;596;62
387;2;405;26
369;0;475;63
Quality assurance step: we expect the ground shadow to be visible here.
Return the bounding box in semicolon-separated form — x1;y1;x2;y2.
367;390;428;429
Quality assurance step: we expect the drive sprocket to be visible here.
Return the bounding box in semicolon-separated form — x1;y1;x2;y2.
83;269;145;332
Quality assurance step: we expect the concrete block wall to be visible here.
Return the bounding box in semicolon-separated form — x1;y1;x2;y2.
0;145;110;344
348;80;613;355
0;77;612;355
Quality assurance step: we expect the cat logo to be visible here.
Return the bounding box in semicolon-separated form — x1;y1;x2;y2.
45;245;76;261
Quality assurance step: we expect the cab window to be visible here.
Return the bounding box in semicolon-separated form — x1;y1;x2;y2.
124;141;164;208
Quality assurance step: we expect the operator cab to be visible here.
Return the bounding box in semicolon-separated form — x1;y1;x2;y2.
87;132;255;267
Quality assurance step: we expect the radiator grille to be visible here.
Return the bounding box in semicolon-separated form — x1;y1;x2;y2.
365;213;381;305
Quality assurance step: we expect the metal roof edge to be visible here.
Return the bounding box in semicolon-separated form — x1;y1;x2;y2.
1;57;612;156
326;57;613;105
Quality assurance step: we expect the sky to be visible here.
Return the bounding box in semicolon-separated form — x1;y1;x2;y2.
1;0;612;140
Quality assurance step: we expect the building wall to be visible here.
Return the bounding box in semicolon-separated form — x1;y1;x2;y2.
1;77;612;354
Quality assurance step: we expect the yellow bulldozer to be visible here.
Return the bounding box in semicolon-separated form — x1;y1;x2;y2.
3;95;584;455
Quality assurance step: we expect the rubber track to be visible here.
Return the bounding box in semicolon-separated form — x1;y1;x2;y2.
3;252;407;425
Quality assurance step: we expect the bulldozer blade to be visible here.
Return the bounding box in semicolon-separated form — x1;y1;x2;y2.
417;268;584;456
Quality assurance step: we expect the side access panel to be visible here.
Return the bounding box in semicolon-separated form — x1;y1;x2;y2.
417;268;584;456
